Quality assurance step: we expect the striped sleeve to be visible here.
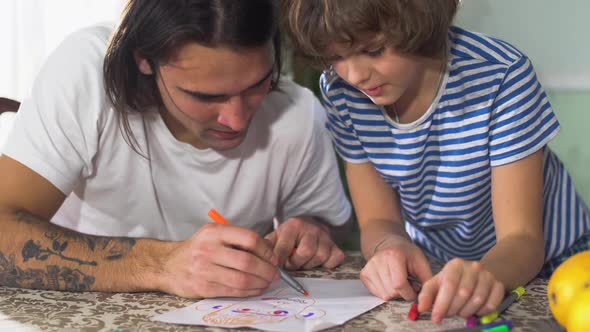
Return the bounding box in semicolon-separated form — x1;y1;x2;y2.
488;56;560;167
319;74;369;162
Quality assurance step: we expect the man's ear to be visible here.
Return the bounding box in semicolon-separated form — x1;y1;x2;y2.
133;50;153;75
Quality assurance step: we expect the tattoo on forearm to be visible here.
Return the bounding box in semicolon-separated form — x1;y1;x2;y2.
0;252;95;290
22;239;97;266
12;208;137;263
44;232;137;261
13;208;36;224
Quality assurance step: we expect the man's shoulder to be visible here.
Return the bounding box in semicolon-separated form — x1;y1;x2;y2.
54;23;114;60
38;23;114;86
25;23;117;131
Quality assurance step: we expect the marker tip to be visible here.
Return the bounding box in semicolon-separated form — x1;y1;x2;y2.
303;291;309;297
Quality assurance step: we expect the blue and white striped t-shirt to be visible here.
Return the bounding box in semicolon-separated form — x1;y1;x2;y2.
320;26;590;263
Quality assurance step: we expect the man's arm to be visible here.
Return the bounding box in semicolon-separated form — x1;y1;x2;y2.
0;155;278;297
0;207;166;292
0;155;168;292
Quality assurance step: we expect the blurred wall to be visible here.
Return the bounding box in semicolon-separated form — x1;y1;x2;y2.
455;0;590;203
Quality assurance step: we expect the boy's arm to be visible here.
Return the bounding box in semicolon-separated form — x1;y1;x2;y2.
483;149;545;288
345;161;409;258
347;160;433;300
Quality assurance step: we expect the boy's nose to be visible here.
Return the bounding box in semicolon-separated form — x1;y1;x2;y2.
339;60;370;87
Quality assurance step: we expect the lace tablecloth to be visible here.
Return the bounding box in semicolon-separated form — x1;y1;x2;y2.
0;252;555;332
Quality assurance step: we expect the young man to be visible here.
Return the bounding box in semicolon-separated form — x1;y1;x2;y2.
0;0;351;298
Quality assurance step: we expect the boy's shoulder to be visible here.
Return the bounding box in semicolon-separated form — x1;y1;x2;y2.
448;26;527;67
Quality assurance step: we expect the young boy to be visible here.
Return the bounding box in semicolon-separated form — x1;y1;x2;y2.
281;0;590;322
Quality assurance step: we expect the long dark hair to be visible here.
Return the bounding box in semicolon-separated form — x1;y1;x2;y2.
104;0;282;154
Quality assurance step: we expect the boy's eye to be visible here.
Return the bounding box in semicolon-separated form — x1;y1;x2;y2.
365;47;385;57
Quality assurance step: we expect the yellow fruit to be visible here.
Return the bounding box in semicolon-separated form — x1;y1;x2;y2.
567;288;590;332
547;250;590;327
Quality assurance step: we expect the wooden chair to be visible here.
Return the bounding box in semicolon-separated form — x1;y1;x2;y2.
0;98;19;152
0;97;20;114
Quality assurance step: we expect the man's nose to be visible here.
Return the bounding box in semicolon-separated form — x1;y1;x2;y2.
217;96;249;131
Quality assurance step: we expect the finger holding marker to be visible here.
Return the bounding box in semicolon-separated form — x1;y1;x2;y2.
215;223;279;268
156;222;277;298
212;240;279;283
202;255;273;291
209;209;309;296
206;209;279;278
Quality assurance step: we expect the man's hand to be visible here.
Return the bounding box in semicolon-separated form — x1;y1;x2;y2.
156;223;279;298
265;217;345;270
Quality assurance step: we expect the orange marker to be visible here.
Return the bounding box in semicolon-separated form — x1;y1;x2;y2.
208;209;230;225
208;209;309;297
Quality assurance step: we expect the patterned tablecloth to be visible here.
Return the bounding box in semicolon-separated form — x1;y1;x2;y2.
0;252;556;332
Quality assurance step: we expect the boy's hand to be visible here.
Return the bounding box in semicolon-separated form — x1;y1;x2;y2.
360;236;432;301
418;258;505;322
265;216;345;270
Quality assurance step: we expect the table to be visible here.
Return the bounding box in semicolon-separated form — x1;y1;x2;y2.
0;252;555;332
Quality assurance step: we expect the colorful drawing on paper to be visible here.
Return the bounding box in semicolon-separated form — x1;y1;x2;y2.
152;278;387;332
196;287;326;326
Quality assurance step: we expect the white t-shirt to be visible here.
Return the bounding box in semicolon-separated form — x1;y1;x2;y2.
3;24;351;240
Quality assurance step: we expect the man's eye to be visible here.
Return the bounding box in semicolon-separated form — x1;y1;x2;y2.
192;95;227;103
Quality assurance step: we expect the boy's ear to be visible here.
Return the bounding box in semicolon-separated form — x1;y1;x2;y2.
133;49;153;75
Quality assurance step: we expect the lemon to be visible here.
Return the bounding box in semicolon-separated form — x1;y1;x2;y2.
547;250;590;327
567;287;590;332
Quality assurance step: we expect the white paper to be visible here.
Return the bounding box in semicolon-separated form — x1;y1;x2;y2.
152;278;385;332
